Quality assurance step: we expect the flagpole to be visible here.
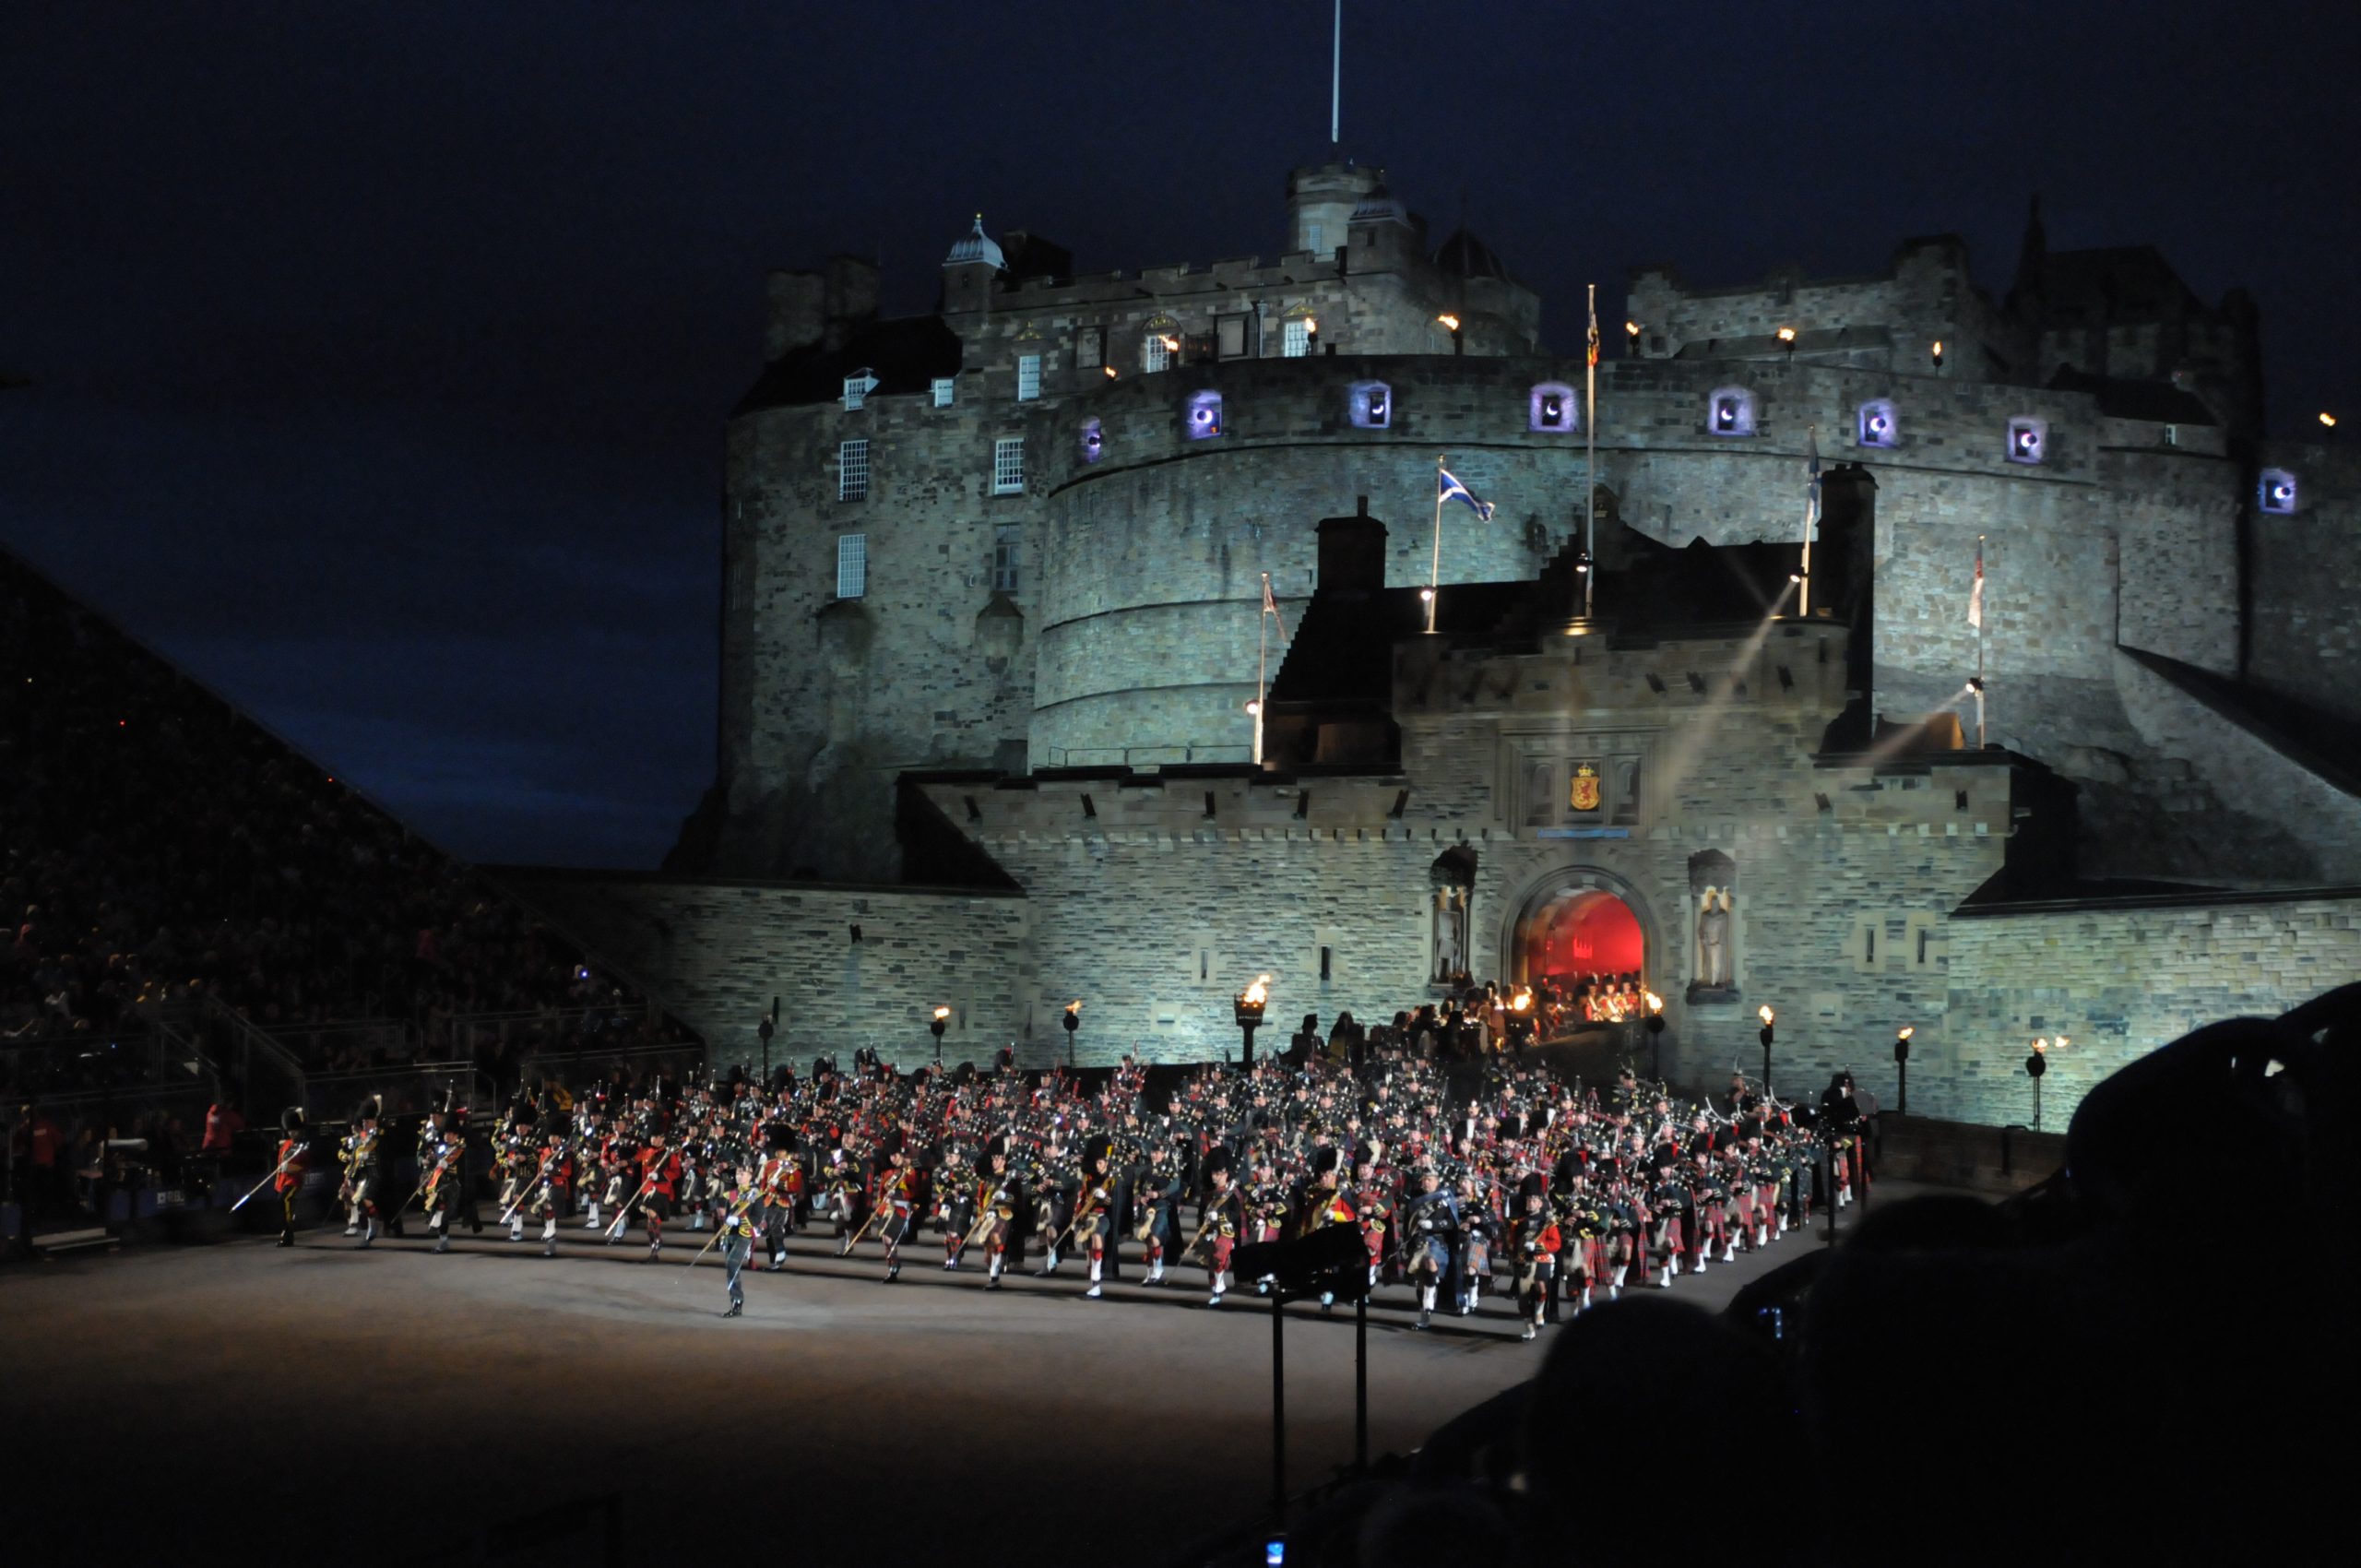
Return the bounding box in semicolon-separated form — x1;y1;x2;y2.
1975;534;1987;748
1255;573;1271;766
1797;424;1817;618
1584;283;1597;622
1331;0;1342;147
1428;456;1446;635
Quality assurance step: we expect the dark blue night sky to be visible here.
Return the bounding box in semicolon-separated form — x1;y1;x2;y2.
3;1;2350;868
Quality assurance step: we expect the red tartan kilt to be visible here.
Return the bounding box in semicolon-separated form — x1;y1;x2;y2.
1210;1234;1234;1273
1574;1237;1608;1283
1755;1183;1779;1216
1732;1190;1756;1224
1653;1216;1684;1256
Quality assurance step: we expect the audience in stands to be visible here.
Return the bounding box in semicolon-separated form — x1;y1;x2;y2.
0;549;694;1105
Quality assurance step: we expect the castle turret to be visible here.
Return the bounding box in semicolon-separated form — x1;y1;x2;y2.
1285;160;1382;258
942;213;1005;315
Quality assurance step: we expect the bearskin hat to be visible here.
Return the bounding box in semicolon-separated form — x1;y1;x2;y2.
985;1134;1010;1161
1311;1145;1342;1177
1517;1170;1548;1204
765;1123;795;1153
355;1095;382;1123
1082;1134;1114;1169
1200;1146;1233;1182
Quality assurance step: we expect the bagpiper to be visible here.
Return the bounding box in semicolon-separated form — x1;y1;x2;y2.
338;1098;385;1248
972;1136;1024;1290
1506;1173;1562;1342
1400;1166;1460;1330
1193;1147;1244;1308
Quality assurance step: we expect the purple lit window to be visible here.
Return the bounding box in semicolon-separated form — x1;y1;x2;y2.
1187;390;1224;439
1348;381;1392;429
1529;382;1577;433
2258;468;2297;514
1707;386;1756;436
1079;418;1104;464
1857;399;1898;448
2006;417;2047;465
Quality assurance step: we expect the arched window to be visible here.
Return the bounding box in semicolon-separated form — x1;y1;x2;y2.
1707;386;1757;436
1529;382;1578;433
1348;381;1392;429
1857;399;1898;448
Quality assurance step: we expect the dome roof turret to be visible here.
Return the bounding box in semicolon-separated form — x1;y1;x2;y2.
943;213;1006;270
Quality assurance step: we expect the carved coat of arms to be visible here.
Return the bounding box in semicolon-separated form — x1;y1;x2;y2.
1569;762;1602;813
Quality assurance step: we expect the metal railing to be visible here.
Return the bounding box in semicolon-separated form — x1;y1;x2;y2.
1040;742;1253;770
306;1062;497;1121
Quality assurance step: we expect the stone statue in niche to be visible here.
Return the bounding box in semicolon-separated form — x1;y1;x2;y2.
1431;886;1469;984
1686;846;1738;1003
1695;888;1733;988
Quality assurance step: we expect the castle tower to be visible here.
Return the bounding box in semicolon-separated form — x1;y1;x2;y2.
942;214;1005;315
1285;160;1382;258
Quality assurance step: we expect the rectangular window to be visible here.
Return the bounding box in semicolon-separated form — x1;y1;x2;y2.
931;377;955;408
1074;327;1105;374
992;524;1021;591
1016;354;1041;402
1304;222;1323;255
836;533;867;600
837;439;870;502
1144;333;1170;373
992;437;1025;496
1283;318;1311;358
1319;945;1333;983
1216;315;1251;360
841;371;876;410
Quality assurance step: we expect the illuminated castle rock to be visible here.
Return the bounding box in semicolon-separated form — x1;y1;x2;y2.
522;163;2360;1129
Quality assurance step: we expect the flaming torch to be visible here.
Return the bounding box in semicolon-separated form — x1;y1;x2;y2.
1234;975;1270;1067
1061;1000;1082;1069
1758;1004;1776;1097
1894;1026;1915;1115
930;1004;951;1064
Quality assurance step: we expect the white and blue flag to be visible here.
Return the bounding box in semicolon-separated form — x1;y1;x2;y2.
1438;466;1495;521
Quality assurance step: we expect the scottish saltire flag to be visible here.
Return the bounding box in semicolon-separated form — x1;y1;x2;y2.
1438;466;1495;521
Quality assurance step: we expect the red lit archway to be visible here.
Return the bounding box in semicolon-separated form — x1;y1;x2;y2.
1516;889;1644;989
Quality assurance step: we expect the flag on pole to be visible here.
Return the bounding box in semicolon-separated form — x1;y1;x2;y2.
1967;542;1985;630
1438;466;1495;520
1586;303;1600;368
1803;428;1821;544
1260;572;1289;641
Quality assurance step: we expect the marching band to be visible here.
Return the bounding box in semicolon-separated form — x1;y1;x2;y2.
303;1044;1870;1338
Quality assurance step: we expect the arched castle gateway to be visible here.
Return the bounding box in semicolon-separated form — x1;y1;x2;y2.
524;161;2361;1134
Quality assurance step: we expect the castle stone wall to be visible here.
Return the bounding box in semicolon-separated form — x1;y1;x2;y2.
1939;892;2361;1129
2247;443;2361;724
510;875;1032;1071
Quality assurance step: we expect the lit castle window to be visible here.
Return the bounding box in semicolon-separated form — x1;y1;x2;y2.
1349;381;1391;429
2258;468;2298;514
2007;417;2047;465
1079;418;1104;464
1530;382;1577;433
1187;391;1224;439
1857;399;1899;448
1707;386;1756;436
